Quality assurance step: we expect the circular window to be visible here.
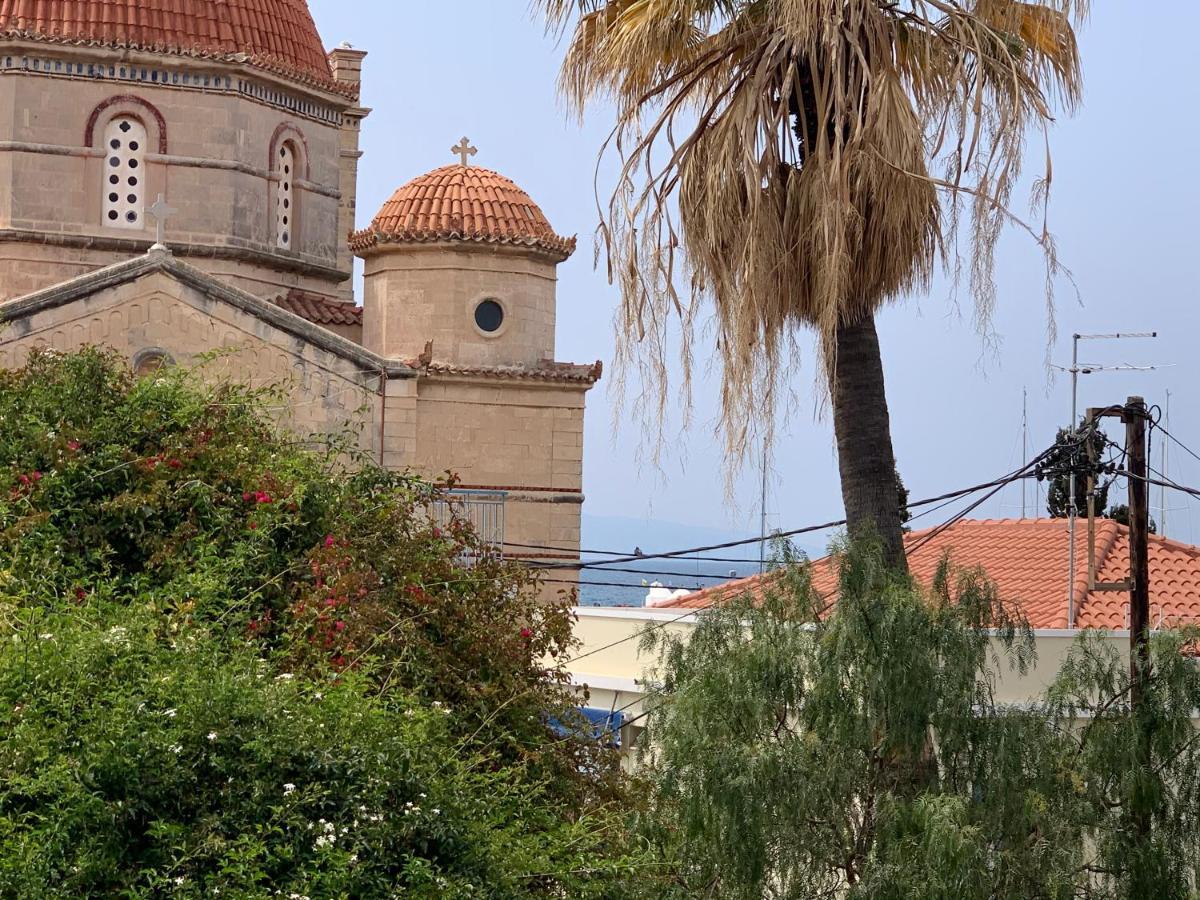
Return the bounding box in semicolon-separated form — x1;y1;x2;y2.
474;299;505;334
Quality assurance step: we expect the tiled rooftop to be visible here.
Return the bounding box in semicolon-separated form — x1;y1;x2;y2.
352;165;577;261
661;519;1200;631
0;0;343;93
271;289;361;327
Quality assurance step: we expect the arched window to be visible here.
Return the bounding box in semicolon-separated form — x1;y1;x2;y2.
103;116;147;230
275;142;296;250
133;348;174;377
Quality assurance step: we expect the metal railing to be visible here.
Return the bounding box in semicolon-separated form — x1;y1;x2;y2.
430;489;506;557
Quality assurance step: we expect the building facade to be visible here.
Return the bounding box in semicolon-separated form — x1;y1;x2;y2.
0;1;598;590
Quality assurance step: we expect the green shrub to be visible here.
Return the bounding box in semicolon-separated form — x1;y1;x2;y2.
0;348;641;897
0;606;628;898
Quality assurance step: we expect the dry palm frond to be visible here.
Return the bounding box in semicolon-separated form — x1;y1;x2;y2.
537;0;1088;474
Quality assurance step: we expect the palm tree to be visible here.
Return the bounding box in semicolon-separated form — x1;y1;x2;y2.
538;0;1086;570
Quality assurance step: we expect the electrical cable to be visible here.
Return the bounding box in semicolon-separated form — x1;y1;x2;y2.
503;541;763;565
1151;422;1200;468
529;464;1056;573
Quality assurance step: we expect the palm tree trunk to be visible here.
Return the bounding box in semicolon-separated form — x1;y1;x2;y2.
831;314;908;573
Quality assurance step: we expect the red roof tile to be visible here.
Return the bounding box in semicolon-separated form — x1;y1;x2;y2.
661;519;1200;631
271;289;361;327
351;165;576;261
0;0;346;95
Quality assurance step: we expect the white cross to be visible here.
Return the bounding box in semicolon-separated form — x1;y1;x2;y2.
452;137;477;167
147;194;177;249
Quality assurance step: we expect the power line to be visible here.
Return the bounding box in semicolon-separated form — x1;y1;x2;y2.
1152;422;1200;468
531;467;1053;574
504;541;764;565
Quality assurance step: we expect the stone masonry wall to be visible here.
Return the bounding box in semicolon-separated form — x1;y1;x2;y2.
0;55;351;301
362;245;558;367
0;273;383;450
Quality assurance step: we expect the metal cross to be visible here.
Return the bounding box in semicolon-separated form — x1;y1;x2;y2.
452;136;477;167
147;194;177;248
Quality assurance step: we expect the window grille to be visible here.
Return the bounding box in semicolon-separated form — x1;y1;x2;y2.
276;142;296;249
103;116;147;229
430;490;506;557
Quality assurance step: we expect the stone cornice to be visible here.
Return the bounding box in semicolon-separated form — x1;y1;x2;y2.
0;42;353;125
0;249;414;379
0;228;350;282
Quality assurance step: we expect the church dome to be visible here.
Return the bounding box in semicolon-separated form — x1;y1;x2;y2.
351;164;576;261
0;0;342;94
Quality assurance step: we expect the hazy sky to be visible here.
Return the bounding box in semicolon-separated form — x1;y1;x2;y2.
308;1;1200;546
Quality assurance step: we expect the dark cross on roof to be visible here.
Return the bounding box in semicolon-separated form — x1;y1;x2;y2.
147;194;177;249
452;136;477;167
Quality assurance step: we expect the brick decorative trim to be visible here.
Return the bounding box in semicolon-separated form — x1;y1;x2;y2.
85;95;168;154
268;123;312;182
454;483;583;494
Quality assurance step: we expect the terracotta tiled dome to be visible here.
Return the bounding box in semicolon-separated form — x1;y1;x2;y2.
0;0;341;93
352;165;576;261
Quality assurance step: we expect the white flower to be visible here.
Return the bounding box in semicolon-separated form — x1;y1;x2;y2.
38;633;53;641
275;673;295;681
164;709;177;718
404;709;416;718
170;744;182;755
432;808;440;816
173;876;186;886
207;732;218;741
283;783;296;795
349;853;359;864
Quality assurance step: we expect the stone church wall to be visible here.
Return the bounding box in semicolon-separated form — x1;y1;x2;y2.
362;245;558;367
0;60;349;302
0;272;384;449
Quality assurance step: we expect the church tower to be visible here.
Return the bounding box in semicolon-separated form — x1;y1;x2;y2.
352;140;576;368
0;0;366;303
353;144;598;591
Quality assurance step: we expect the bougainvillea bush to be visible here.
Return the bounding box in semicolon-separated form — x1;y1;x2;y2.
0;348;641;897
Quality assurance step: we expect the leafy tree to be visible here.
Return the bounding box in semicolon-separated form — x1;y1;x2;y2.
1108;503;1158;535
635;540;1200;898
538;0;1087;570
0;348;643;897
897;466;912;531
1046;421;1112;519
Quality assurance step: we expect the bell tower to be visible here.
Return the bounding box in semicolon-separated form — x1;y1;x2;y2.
352;141;576;368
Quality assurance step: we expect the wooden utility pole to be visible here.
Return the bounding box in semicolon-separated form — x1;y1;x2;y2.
1125;395;1152;847
1126;396;1150;704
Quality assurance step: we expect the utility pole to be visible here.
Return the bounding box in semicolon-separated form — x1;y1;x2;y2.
1125;395;1152;844
1022;387;1029;519
1161;390;1171;539
1127;396;1150;699
1061;332;1158;628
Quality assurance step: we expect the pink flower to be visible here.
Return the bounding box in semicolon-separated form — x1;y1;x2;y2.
167;459;182;470
16;474;30;486
324;535;336;549
520;628;533;640
255;491;273;505
67;440;81;452
334;620;347;633
242;492;253;503
248;522;258;531
30;471;41;482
